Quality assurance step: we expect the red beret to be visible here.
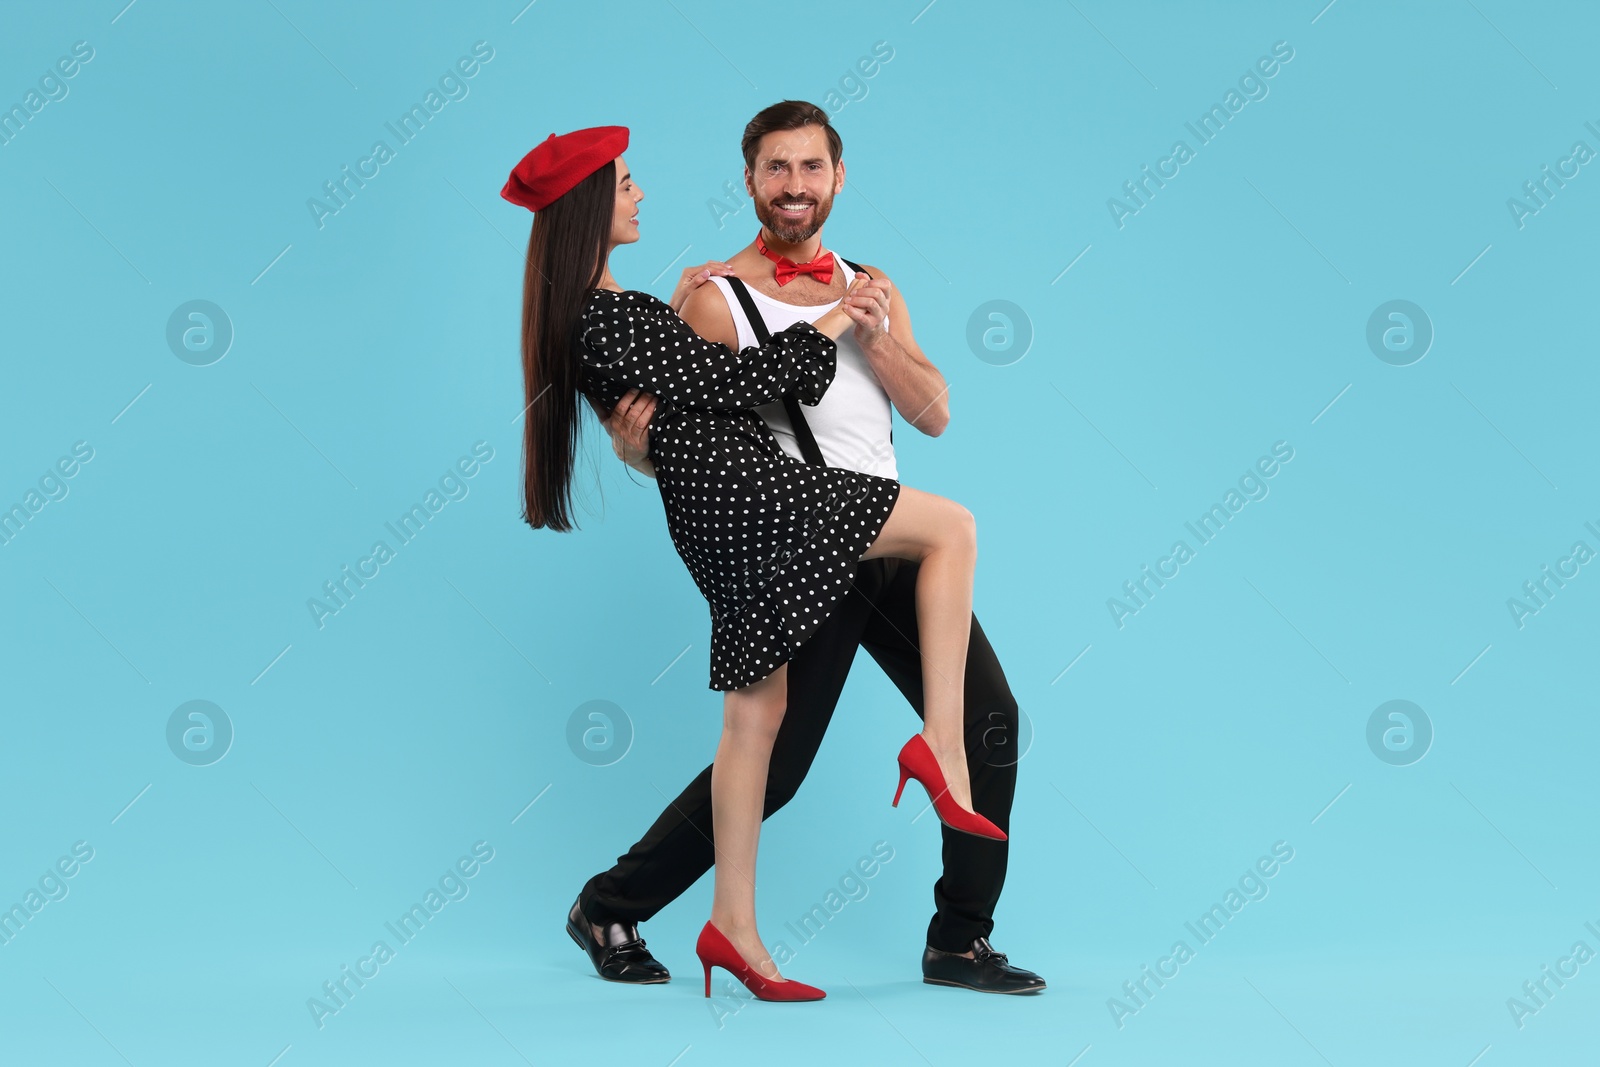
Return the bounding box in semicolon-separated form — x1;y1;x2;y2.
501;125;629;212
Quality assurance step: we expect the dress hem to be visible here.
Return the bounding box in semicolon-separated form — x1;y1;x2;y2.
706;476;902;692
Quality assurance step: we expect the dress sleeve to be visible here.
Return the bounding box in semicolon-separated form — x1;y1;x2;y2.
578;290;836;410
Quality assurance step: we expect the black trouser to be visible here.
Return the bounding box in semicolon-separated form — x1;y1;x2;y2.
579;556;1020;953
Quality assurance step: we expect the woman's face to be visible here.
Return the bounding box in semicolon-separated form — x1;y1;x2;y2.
610;156;643;246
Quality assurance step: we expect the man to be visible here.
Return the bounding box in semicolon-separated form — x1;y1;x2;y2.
566;100;1044;995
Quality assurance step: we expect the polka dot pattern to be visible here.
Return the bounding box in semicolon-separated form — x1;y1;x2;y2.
577;289;901;691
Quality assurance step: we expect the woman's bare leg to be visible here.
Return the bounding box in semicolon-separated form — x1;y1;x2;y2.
861;485;980;813
708;663;794;980
705;485;977;970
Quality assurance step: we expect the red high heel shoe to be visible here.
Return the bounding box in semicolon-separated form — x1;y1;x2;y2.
696;921;825;1001
893;734;1008;840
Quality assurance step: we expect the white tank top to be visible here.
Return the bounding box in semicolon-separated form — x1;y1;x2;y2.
707;257;898;479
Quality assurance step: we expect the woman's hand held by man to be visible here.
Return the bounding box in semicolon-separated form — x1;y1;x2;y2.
843;275;891;345
814;274;872;339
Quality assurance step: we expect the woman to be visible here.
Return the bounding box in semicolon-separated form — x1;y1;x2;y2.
503;126;1002;1002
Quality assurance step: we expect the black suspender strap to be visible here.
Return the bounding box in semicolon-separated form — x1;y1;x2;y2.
723;274;772;344
724;276;829;468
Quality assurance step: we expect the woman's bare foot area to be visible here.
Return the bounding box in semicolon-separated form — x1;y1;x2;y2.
922;732;977;813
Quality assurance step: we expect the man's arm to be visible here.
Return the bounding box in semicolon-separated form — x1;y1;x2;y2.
851;266;949;437
602;389;656;478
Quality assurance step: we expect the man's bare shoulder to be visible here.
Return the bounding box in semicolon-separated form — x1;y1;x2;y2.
679;278;737;347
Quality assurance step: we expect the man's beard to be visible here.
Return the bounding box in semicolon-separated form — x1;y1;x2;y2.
755;191;834;244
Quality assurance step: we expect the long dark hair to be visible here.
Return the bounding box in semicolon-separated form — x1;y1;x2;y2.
519;160;615;531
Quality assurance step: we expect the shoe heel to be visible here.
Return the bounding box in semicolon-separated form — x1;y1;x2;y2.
892;765;910;807
697;920;825;1002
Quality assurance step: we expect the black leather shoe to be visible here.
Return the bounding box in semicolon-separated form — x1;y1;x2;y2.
566;897;670;983
922;937;1046;994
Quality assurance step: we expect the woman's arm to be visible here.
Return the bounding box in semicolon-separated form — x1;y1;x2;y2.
579;286;862;411
588;300;835;410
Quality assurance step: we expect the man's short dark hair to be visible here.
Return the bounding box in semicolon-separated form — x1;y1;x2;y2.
741;100;843;173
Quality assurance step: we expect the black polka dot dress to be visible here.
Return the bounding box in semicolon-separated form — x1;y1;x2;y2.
576;288;901;692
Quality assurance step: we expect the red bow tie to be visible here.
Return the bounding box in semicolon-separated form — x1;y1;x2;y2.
757;232;834;286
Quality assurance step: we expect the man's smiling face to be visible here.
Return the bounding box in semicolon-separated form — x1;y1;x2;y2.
746;124;844;244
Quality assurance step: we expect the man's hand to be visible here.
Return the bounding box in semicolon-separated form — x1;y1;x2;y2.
669;260;737;314
838;265;950;436
841;275;893;347
602;387;657;477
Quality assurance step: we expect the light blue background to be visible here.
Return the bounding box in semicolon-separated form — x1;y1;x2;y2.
2;1;1597;1064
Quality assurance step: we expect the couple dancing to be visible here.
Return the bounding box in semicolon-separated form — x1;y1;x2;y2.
504;101;1044;1000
